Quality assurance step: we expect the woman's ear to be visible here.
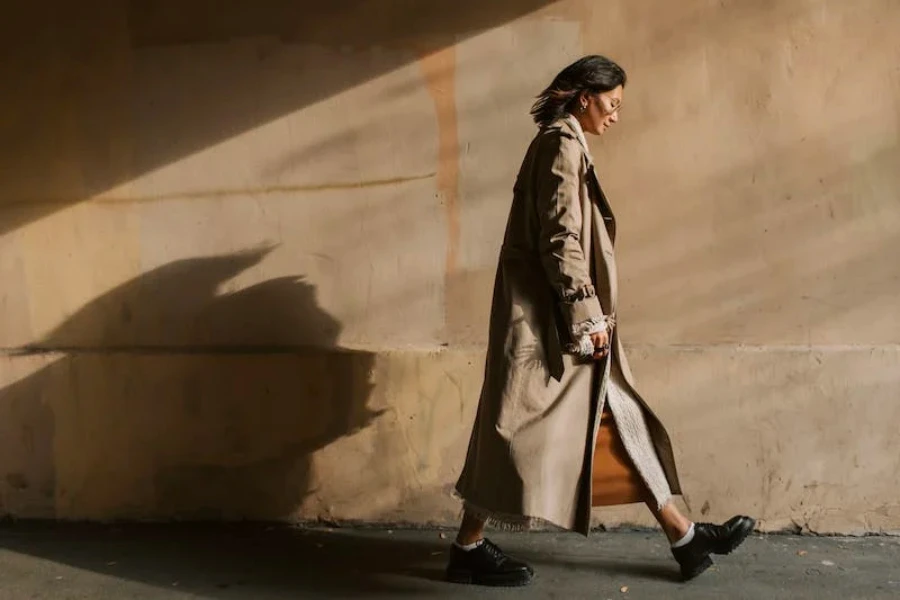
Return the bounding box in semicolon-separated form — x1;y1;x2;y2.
576;91;589;112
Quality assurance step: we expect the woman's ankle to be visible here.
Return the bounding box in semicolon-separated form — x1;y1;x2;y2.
456;513;486;545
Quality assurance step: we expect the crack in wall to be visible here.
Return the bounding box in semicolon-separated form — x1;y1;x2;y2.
0;173;437;209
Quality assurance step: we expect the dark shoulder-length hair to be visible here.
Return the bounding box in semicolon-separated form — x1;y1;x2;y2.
530;55;627;127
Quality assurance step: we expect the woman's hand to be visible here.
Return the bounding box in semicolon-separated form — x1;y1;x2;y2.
590;330;610;360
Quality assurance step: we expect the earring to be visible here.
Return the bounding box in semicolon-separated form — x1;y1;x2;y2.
579;102;587;112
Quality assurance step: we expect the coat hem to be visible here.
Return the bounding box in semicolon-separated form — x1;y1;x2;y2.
453;491;567;533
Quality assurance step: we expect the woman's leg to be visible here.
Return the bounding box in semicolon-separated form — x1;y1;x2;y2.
455;511;487;545
647;499;693;543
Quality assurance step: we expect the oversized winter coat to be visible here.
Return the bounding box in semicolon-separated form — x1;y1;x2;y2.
454;115;682;535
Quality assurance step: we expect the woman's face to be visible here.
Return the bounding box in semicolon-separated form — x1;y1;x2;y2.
577;85;623;136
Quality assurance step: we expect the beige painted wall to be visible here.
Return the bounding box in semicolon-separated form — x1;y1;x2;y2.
1;0;898;534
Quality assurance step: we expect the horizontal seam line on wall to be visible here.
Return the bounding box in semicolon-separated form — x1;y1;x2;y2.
1;343;898;357
0;345;368;357
0;172;437;209
626;344;900;352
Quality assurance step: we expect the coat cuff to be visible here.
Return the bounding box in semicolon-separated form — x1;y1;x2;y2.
559;294;603;336
571;316;607;337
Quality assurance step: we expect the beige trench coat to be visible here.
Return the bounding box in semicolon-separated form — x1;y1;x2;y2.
455;116;682;535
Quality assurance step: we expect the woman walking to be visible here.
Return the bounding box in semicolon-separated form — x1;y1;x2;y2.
447;55;754;586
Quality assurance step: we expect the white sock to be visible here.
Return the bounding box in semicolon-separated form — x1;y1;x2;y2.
671;523;696;548
454;539;484;552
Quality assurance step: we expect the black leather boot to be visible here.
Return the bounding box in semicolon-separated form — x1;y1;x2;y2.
445;538;534;587
672;515;756;581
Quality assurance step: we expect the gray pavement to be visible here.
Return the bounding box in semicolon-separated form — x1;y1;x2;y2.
1;523;898;599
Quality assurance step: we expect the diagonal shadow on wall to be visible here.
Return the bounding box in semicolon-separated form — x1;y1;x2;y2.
0;0;557;235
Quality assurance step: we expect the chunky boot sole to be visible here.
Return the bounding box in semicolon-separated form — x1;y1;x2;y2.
446;568;534;587
680;555;714;581
678;516;756;581
715;517;756;555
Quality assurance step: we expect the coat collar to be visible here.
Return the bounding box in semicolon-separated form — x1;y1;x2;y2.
553;116;617;241
557;114;593;164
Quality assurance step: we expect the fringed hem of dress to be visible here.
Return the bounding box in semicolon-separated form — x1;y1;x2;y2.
453;494;565;533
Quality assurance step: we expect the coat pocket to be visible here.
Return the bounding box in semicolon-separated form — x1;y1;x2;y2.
495;363;550;439
493;265;554;438
495;316;552;438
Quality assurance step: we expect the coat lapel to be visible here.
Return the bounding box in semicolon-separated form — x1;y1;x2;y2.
587;166;616;244
559;116;616;243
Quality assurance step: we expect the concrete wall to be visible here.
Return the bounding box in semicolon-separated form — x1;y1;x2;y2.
1;0;898;534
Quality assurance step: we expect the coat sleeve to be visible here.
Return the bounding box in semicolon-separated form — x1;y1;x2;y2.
534;132;605;339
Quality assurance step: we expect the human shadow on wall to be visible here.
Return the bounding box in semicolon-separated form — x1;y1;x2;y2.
0;246;383;520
